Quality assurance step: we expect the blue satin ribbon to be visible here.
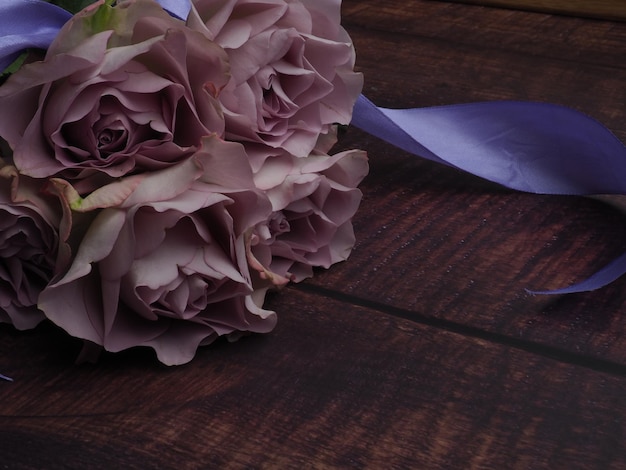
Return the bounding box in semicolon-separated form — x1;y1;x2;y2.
152;0;191;20
0;0;72;71
1;1;626;294
351;95;626;293
352;95;626;196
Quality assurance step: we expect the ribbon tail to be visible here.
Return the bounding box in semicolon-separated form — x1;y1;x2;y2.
352;94;626;292
1;372;14;381
527;251;626;295
352;94;626;195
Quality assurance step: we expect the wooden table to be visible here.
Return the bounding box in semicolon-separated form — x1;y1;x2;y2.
2;1;626;468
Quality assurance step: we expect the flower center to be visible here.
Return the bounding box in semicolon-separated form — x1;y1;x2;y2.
268;212;290;237
97;128;126;151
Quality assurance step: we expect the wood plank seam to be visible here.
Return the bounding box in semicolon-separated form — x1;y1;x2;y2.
293;283;626;377
438;0;626;21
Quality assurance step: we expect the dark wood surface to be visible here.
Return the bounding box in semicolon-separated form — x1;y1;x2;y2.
2;1;626;468
449;0;626;21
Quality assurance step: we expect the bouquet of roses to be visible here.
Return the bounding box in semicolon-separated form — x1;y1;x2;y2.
0;0;367;365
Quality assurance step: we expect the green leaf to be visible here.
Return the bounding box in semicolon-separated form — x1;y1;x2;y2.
84;1;120;35
0;51;29;78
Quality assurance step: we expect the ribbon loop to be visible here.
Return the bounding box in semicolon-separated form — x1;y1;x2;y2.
352;95;626;293
0;0;72;71
352;95;626;195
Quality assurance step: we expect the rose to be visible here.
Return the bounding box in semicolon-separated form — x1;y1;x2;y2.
0;0;229;190
0;0;368;366
0;165;67;330
189;0;363;161
249;140;368;282
38;136;276;365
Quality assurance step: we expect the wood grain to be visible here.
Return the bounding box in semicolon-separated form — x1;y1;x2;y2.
341;0;626;137
323;0;626;365
3;291;626;469
1;1;626;468
445;0;626;21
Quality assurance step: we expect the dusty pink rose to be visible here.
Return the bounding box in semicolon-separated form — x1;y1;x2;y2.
0;0;229;189
38;136;276;365
249;144;368;282
188;0;363;161
0;165;67;330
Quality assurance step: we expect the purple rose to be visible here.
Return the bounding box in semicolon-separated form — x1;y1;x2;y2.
38;136;276;365
0;0;229;189
189;0;363;159
250;143;368;282
0;165;66;330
